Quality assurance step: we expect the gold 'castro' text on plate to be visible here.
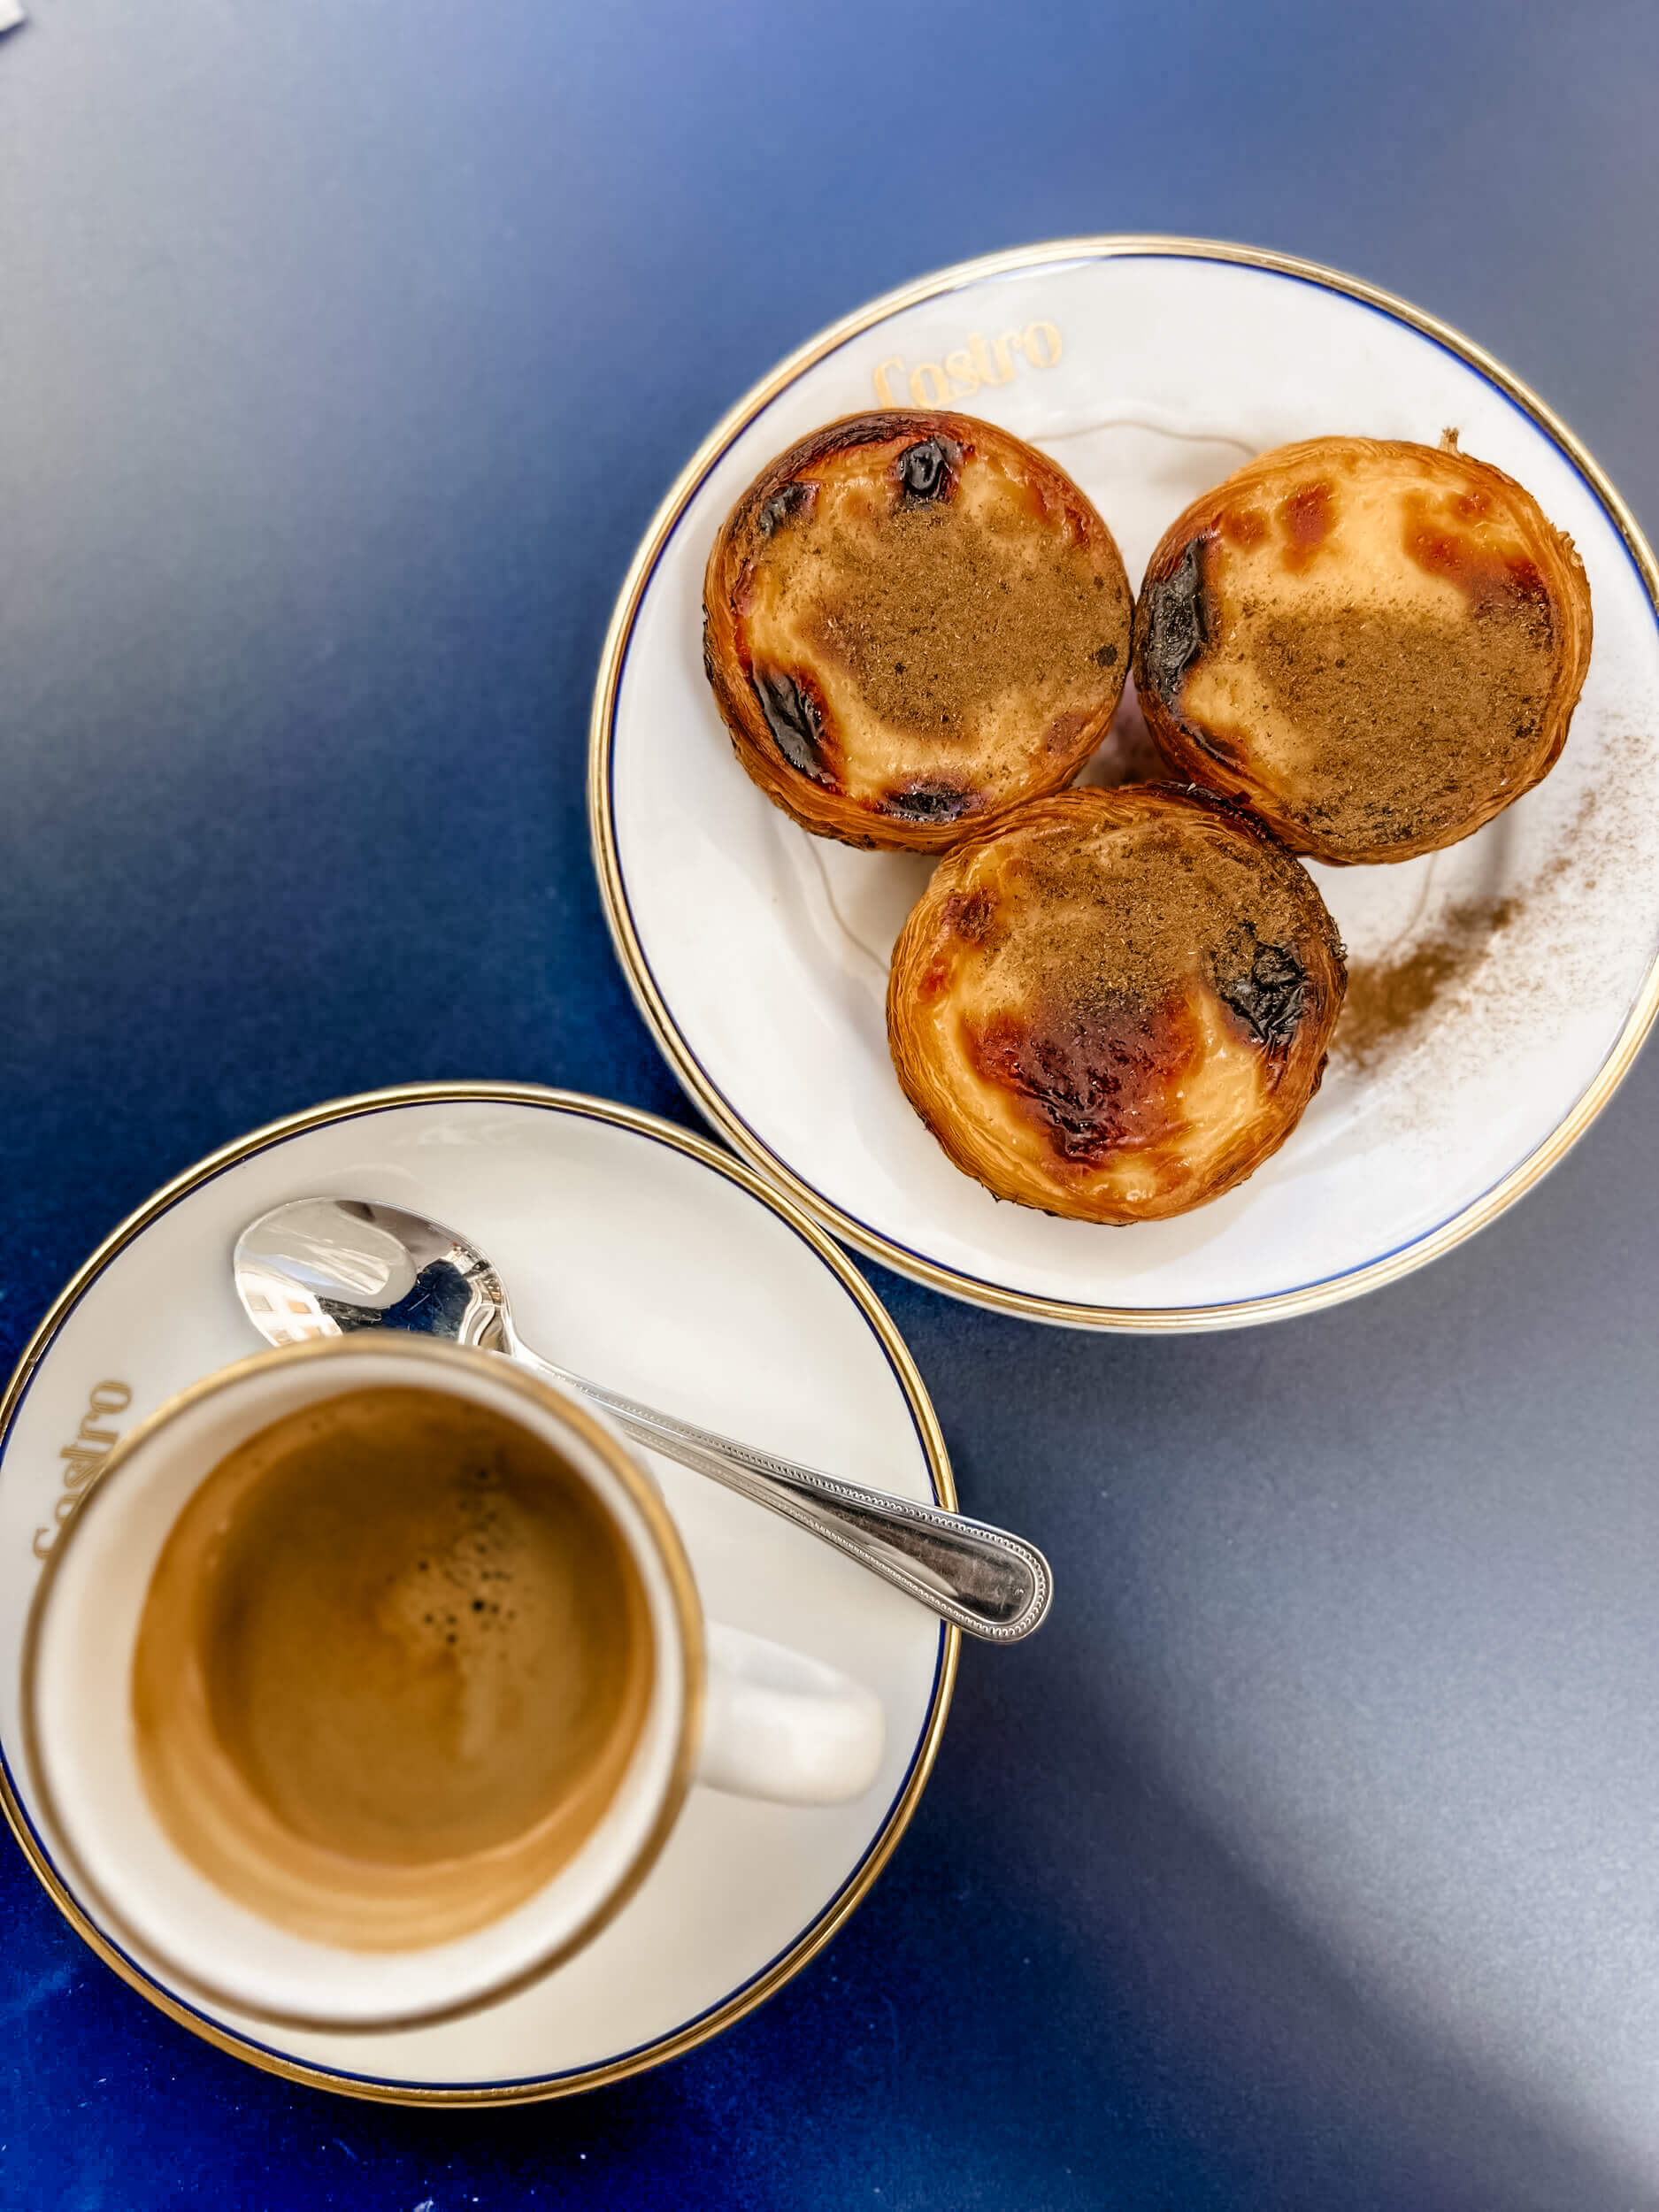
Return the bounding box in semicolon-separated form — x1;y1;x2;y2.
872;321;1063;407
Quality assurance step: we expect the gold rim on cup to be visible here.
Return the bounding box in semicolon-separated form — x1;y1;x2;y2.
19;1333;710;2037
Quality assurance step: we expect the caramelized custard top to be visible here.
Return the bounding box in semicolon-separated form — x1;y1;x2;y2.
705;412;1132;848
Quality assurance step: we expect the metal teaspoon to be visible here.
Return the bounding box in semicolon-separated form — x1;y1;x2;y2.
232;1197;1051;1642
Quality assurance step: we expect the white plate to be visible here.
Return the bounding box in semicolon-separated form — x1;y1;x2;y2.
0;1087;955;2103
591;237;1659;1329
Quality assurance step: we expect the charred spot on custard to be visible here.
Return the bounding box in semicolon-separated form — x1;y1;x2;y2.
880;780;975;824
753;666;835;784
972;1002;1194;1167
1402;495;1553;627
1278;480;1334;571
757;480;818;538
1139;537;1211;710
1217;940;1308;1051
943;887;995;942
895;436;962;506
1222;507;1268;549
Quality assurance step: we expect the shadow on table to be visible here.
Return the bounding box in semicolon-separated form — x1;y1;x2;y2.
288;1635;1644;2212
2;1626;1648;2212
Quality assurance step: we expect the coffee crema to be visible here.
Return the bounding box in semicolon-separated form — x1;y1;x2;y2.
132;1386;654;1951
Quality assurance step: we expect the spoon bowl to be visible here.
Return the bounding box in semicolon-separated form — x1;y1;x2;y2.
234;1197;1052;1642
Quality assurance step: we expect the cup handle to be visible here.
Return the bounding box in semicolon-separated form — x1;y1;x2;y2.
695;1622;887;1806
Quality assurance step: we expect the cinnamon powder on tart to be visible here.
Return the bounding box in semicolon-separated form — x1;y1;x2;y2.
887;786;1346;1223
1132;434;1593;864
703;411;1133;849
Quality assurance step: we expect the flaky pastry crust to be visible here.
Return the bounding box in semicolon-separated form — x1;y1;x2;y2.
703;411;1133;850
887;787;1346;1223
1131;435;1593;865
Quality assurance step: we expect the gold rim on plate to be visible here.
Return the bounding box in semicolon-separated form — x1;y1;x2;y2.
0;1082;959;2104
588;234;1659;1332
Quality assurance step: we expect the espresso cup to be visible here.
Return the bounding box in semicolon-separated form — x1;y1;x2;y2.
20;1334;887;2031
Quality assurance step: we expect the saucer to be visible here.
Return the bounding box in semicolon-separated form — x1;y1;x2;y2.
590;237;1659;1329
0;1086;956;2103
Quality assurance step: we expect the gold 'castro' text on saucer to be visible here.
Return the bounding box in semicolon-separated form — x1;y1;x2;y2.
33;1379;131;1558
871;320;1063;408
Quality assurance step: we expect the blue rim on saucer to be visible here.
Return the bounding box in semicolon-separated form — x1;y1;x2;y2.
0;1085;957;2103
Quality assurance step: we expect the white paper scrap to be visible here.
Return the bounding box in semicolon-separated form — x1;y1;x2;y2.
0;3;26;34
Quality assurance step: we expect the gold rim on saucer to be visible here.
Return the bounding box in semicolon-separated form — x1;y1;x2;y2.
588;234;1659;1332
0;1083;958;2103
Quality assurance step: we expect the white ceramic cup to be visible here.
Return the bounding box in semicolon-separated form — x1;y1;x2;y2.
20;1334;887;2031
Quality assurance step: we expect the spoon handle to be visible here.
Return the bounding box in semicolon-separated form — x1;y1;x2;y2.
511;1341;1050;1643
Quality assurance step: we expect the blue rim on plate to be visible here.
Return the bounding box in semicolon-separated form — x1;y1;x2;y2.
588;236;1659;1331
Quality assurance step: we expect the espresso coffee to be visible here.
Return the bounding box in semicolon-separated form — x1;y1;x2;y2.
131;1386;654;1951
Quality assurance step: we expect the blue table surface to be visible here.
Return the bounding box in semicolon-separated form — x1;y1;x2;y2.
6;3;1659;2205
